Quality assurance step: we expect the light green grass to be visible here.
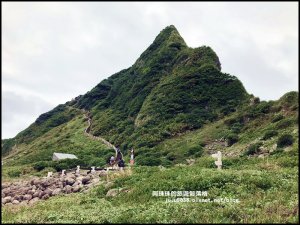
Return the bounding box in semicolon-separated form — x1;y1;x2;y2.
2;152;298;223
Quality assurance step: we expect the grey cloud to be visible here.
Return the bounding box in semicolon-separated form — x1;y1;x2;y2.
2;91;55;138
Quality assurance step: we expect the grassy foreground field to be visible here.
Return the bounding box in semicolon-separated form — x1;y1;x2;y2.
2;151;298;223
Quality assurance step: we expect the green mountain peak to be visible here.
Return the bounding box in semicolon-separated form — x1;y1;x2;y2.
153;25;186;46
136;25;187;65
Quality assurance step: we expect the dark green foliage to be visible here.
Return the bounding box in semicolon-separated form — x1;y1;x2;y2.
253;97;260;104
271;114;284;123
1;138;16;156
7;168;22;178
277;134;294;148
52;162;68;172
33;161;49;171
242;174;272;191
137;156;161;166
76;81;111;110
222;157;244;169
262;130;278;140
278;91;298;109
247;101;273;118
244;142;263;156
185;145;203;157
275;118;294;129
230;122;243;134
166;152;177;161
226;133;239;146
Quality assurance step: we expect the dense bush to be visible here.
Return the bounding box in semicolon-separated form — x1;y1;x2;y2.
56;163;69;172
253;97;260;104
247;101;273;118
230;122;243;134
7;168;22;178
277;134;294;148
1;138;16;156
262;130;278;140
86;158;107;167
222;157;244;169
185;145;203;157
244;142;262;156
271;114;284;123
278;91;298;108
226;133;239;146
275;118;294;129
48;159;84;172
33;161;49;171
166;152;177;161
137;156;161;166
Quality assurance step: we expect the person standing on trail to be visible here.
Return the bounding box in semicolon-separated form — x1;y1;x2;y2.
109;155;115;166
115;147;123;163
118;158;125;171
130;148;135;165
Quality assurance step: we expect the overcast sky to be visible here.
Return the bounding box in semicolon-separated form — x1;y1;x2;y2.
2;2;298;139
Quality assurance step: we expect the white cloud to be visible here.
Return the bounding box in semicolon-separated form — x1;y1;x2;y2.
2;2;298;138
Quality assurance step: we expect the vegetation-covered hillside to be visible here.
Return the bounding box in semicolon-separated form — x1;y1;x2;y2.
2;25;249;161
2;26;298;169
1;25;298;224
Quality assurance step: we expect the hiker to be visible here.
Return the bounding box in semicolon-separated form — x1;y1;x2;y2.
115;147;123;163
118;159;125;171
130;148;135;165
109;155;115;166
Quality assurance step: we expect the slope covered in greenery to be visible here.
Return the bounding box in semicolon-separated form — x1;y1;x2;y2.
2;25;249;160
1;25;298;223
2;26;298;170
75;25;248;150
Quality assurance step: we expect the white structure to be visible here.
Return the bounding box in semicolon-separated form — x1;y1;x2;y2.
52;152;78;161
76;165;80;175
61;170;66;176
211;151;222;170
91;167;95;173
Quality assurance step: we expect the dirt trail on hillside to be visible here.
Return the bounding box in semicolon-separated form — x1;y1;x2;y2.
82;109;118;156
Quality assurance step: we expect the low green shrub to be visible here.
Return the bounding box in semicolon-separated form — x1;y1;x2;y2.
185;145;203;157
271;114;284;123
33;161;49;171
275;118;294;129
244;142;262;156
137;156;161;166
7;168;22;178
166;152;177;161
226;133;239;146
262;130;278;140
277;134;294;148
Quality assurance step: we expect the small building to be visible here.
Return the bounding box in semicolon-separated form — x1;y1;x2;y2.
52;152;78;161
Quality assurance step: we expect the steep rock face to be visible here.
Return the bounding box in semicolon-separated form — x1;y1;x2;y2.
2;25;249;155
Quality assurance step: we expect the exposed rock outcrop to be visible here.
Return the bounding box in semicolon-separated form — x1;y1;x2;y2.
1;170;106;206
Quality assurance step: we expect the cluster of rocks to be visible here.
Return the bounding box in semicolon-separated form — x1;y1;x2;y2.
2;170;108;206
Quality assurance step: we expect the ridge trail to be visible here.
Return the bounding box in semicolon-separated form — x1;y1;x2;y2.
81;109;119;157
